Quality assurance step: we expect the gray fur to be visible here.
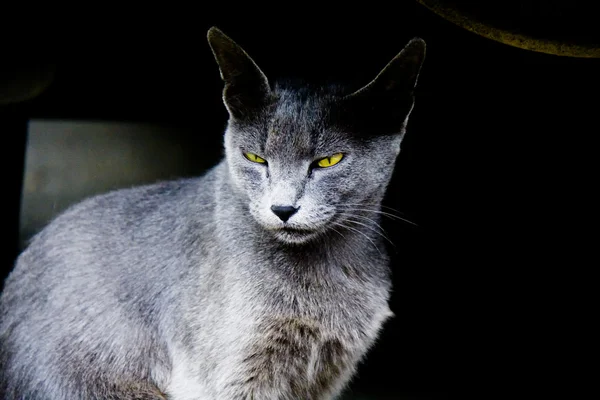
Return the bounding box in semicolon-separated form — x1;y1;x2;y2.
0;27;426;399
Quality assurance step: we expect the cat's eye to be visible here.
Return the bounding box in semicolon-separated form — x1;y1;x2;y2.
316;153;344;168
244;152;267;164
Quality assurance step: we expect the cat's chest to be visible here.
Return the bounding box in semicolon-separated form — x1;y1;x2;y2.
178;244;393;398
215;236;394;348
244;256;393;347
229;269;393;399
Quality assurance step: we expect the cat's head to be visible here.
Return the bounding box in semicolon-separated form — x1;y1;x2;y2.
208;27;425;245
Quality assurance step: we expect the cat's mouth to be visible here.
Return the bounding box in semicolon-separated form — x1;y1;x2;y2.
280;226;313;234
272;225;319;244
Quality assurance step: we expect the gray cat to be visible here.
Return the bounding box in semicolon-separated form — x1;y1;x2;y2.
0;27;425;399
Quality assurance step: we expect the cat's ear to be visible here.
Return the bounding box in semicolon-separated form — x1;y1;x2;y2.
207;27;271;118
348;37;426;98
340;38;426;135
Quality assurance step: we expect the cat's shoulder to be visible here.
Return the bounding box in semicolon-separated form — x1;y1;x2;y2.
61;176;202;220
24;166;221;250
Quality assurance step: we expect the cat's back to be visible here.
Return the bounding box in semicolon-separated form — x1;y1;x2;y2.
7;169;215;288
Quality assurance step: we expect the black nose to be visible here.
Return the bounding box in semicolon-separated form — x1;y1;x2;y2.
270;205;299;222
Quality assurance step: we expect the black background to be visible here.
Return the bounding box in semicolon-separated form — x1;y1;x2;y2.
2;2;599;398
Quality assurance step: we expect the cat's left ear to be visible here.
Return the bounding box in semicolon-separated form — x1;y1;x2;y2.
207;27;271;119
348;37;426;98
341;38;426;135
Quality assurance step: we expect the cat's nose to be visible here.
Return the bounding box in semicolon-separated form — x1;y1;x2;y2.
270;205;299;222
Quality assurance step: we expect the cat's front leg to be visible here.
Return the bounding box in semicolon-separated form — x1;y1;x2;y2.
217;317;354;400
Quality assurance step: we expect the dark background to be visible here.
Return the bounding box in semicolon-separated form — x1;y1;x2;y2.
2;2;599;398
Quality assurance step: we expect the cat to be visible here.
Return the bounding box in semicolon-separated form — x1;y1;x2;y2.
0;27;425;399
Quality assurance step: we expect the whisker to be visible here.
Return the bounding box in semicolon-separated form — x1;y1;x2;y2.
329;226;346;240
338;206;417;226
338;212;387;233
339;214;396;248
331;221;383;256
339;203;408;215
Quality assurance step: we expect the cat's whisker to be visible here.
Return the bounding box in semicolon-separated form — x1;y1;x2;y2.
338;212;388;234
338;206;418;226
331;221;383;256
338;204;401;215
337;213;395;248
340;203;408;215
329;226;346;240
338;205;406;219
346;220;395;248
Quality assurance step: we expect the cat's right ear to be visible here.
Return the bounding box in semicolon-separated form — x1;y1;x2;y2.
207;27;271;119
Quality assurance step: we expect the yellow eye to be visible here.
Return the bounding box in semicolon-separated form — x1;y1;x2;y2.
244;152;267;164
316;153;344;168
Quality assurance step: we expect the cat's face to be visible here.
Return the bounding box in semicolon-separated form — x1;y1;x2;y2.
208;27;425;244
225;89;404;244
